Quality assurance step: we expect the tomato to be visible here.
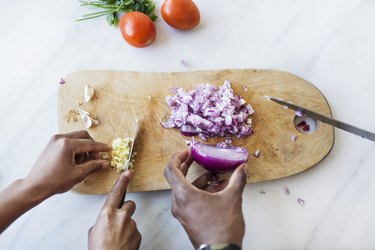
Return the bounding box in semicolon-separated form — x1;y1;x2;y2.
119;11;156;48
161;0;200;30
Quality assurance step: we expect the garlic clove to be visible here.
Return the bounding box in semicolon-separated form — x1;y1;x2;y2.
78;109;90;118
78;108;99;129
84;85;94;103
81;114;93;129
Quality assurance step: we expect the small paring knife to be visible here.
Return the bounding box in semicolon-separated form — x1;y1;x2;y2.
118;120;140;208
267;96;375;142
124;120;140;171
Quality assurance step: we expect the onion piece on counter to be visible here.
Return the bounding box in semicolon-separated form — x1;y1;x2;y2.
254;149;260;158
190;138;249;173
291;135;297;142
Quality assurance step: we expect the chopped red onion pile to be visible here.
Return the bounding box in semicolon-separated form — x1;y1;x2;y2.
162;81;255;140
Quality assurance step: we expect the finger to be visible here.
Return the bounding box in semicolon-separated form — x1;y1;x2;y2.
121;200;136;217
64;130;93;139
75;152;90;164
179;149;194;176
76;159;111;177
206;179;229;193
224;163;248;194
164;151;193;192
191;172;212;189
89;151;100;160
72;139;111;154
104;170;133;209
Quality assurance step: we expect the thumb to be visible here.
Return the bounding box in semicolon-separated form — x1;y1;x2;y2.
224;163;248;195
77;159;110;178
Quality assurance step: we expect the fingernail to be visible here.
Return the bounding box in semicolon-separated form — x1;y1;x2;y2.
102;161;110;170
122;170;133;178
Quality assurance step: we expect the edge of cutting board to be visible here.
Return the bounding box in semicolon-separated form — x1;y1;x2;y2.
58;69;335;194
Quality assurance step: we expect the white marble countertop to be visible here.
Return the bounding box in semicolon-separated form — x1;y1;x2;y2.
1;0;375;249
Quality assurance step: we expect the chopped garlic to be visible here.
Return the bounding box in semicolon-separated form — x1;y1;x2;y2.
110;137;136;172
84;85;95;102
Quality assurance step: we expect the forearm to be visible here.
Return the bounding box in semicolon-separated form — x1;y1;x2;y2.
0;179;50;234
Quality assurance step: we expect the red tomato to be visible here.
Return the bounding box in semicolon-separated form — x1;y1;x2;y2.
161;0;200;30
119;11;156;48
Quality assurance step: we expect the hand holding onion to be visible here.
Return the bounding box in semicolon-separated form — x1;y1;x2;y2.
164;150;247;248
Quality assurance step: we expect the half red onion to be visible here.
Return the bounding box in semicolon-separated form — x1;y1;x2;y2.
190;138;249;173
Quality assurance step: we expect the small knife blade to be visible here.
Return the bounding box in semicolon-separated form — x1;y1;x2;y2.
267;96;375;142
118;120;140;208
124;119;140;171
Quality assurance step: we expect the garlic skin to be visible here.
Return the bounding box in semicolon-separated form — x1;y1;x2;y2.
84;85;94;102
78;109;99;129
91;117;100;126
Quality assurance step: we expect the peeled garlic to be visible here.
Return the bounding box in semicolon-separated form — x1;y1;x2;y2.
81;113;92;129
84;85;94;102
78;109;90;117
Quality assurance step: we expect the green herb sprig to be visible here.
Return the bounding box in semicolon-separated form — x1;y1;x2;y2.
77;0;157;26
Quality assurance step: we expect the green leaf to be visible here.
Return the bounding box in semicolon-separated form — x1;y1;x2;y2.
76;12;112;21
105;0;117;4
82;10;113;17
133;2;143;12
146;3;155;14
77;0;157;25
106;12;115;25
113;12;119;26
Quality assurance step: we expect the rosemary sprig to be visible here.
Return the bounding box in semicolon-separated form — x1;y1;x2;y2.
77;0;157;26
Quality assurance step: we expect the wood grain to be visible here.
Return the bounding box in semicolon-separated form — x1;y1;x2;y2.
58;69;334;194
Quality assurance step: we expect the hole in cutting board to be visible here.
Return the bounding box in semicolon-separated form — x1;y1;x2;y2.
294;115;317;134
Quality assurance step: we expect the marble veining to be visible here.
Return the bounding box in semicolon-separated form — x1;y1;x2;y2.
1;0;375;249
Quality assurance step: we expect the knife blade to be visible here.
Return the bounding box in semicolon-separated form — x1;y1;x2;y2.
267;96;375;142
118;119;140;208
124;119;140;171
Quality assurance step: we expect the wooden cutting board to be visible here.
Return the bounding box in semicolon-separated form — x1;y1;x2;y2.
58;69;334;194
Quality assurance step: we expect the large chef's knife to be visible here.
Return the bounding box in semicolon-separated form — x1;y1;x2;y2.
267;96;375;142
118;120;140;208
